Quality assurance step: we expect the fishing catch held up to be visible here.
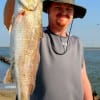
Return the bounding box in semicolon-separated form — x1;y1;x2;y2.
3;0;43;100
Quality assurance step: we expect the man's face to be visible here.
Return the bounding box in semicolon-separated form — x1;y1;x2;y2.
48;2;74;27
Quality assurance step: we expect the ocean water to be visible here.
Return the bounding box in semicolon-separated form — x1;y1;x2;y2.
0;47;10;82
0;47;100;94
84;48;100;95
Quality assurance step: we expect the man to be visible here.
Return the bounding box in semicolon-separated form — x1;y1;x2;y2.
3;0;93;100
30;0;93;100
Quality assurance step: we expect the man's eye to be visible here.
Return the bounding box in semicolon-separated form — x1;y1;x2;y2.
54;7;61;10
66;8;73;11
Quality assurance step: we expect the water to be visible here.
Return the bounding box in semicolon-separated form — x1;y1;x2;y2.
0;47;10;82
0;47;10;57
84;48;100;95
0;47;100;95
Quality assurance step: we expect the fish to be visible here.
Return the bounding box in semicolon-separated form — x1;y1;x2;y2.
3;0;42;100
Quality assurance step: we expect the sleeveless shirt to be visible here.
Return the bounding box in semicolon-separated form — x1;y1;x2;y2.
30;28;84;100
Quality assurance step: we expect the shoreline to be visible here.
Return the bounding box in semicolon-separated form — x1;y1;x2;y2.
0;83;16;100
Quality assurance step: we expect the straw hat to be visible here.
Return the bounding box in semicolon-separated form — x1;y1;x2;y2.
43;0;87;18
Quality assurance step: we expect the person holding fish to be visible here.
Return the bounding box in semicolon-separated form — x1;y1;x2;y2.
30;0;93;100
3;0;93;100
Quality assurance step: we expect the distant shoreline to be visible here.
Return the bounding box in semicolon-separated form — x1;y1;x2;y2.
0;46;9;48
0;46;100;48
84;47;100;50
0;46;100;50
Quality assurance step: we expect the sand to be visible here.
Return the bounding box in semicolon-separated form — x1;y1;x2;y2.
0;89;16;100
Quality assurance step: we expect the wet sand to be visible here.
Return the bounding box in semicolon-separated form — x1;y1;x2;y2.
0;89;16;100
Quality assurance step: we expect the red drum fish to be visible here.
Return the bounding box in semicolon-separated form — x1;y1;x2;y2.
3;0;42;100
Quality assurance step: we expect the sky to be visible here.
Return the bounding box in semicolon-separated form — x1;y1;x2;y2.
0;0;100;47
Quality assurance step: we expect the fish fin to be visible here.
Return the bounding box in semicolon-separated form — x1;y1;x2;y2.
4;0;15;30
3;68;13;83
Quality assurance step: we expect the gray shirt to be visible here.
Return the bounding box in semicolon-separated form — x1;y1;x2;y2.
30;28;84;100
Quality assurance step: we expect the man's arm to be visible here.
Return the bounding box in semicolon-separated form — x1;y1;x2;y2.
82;62;93;100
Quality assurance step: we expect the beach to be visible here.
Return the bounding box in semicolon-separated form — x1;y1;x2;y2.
0;89;16;100
0;83;16;100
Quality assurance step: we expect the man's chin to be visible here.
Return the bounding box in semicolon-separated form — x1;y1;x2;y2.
57;22;67;27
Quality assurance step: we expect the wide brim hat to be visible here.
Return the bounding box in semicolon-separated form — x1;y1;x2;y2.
43;0;87;18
